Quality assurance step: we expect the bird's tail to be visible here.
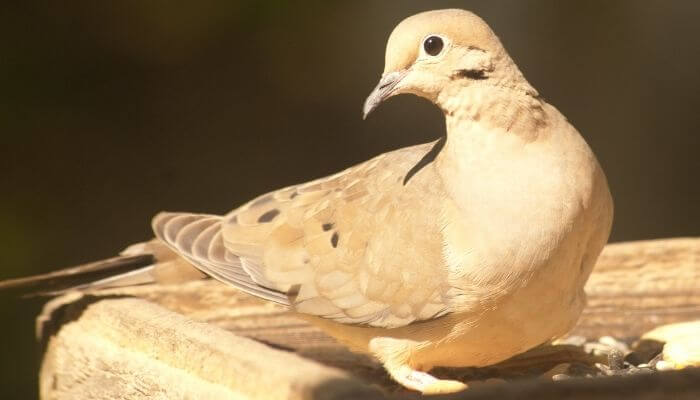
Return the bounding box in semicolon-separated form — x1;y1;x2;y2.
0;240;206;297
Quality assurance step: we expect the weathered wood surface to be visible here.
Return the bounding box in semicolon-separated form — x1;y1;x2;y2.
579;237;700;338
39;297;383;400
38;238;700;399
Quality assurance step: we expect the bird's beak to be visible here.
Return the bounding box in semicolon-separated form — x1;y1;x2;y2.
363;70;408;119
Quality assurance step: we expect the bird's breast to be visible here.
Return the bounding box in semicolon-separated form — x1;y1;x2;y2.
435;121;600;308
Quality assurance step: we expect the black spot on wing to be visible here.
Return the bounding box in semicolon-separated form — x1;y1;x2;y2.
322;223;334;231
403;136;446;186
258;209;280;223
331;232;339;248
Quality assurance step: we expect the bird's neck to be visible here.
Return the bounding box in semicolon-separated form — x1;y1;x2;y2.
434;83;554;214
437;82;549;142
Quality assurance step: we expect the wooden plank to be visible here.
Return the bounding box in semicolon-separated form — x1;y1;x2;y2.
575;238;700;338
439;368;700;400
37;238;700;398
39;297;384;400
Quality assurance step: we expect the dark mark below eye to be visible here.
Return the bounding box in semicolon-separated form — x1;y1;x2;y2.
455;69;488;80
258;209;280;223
322;223;334;231
330;232;339;248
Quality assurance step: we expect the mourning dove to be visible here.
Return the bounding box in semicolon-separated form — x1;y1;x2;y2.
2;9;613;394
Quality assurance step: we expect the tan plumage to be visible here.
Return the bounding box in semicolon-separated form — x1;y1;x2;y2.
146;9;613;394
6;9;614;394
153;140;452;328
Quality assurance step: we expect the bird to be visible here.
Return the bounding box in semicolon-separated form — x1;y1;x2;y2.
1;9;613;394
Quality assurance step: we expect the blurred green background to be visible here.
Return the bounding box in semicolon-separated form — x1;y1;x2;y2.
1;1;699;398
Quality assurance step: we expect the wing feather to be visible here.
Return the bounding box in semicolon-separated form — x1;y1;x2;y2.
152;141;452;327
152;212;289;304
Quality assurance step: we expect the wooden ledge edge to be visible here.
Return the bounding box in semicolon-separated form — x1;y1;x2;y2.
437;368;700;400
38;296;385;400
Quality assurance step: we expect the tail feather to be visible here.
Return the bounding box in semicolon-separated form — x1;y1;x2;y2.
0;254;155;297
0;236;210;296
59;265;160;293
2;212;243;297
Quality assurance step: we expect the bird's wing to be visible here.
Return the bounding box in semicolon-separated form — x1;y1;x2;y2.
152;213;291;304
154;139;453;328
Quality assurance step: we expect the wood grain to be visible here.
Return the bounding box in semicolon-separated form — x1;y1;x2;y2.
39;297;383;400
37;238;700;399
576;238;700;338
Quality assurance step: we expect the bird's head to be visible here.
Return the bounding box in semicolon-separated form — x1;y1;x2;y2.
363;9;533;119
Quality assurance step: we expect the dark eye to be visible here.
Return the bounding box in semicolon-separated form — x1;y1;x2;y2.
423;36;444;56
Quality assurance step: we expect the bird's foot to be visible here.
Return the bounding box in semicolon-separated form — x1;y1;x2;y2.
387;365;468;394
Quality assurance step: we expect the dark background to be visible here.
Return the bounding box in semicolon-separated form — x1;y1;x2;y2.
1;1;699;398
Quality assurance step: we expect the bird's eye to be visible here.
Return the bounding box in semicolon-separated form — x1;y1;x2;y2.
423;36;444;56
